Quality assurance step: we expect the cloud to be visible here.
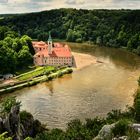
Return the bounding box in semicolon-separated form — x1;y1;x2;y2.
30;0;53;2
65;0;85;4
0;0;8;3
0;0;139;14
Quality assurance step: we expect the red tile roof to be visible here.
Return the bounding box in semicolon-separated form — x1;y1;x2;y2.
32;41;48;48
33;42;72;58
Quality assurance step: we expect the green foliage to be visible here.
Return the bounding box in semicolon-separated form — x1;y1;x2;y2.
85;118;106;136
133;89;140;122
20;111;43;138
106;107;135;124
106;110;123;122
138;77;140;86
127;127;140;140
16;66;56;81
1;96;21;113
1;9;139;55
35;129;66;140
0;28;34;74
34;118;106;140
127;34;140;51
0;132;12;140
111;119;129;137
20;110;33;123
37;33;48;41
18;45;33;67
24;137;33;140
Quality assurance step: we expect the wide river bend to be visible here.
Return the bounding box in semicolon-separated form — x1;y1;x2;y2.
1;43;140;129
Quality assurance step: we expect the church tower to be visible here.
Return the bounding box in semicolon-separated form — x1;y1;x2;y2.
48;32;53;54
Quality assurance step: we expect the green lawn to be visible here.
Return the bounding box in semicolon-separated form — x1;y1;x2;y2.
16;66;56;81
15;65;37;75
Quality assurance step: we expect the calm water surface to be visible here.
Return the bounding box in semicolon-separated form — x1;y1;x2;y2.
1;43;140;129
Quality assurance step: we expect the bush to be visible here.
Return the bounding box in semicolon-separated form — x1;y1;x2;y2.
134;89;140;122
24;137;33;140
127;127;140;140
57;71;63;77
106;110;122;123
112;119;129;137
20;110;33;123
1;96;21;114
138;77;140;86
0;132;12;140
66;119;91;140
76;38;83;43
85;118;106;136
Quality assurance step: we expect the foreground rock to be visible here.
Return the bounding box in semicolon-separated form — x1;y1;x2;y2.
112;136;127;140
132;123;140;132
0;105;44;140
93;122;140;140
93;123;116;140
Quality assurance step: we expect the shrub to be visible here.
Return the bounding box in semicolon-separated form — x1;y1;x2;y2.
57;71;63;77
33;119;43;136
0;132;12;140
20;110;33;123
127;127;140;140
133;89;140;122
112;119;129;137
1;96;21;114
76;38;83;43
66;119;91;140
138;77;140;86
85;118;106;136
24;137;33;140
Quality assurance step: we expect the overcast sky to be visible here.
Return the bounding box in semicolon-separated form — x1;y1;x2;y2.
0;0;139;14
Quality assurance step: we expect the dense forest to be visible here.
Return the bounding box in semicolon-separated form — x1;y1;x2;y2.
0;9;140;74
0;9;140;54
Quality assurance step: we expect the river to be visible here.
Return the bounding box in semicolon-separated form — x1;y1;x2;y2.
1;43;140;129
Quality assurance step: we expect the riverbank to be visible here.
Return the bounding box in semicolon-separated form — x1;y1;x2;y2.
72;52;97;70
0;67;73;94
1;83;140;140
0;51;98;94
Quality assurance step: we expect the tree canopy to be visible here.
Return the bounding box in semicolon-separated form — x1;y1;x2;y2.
0;9;140;73
0;26;34;74
0;9;139;54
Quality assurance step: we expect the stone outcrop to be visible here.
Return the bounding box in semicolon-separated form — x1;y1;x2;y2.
0;105;43;140
2;105;23;140
93;122;140;140
112;136;127;140
132;123;140;132
93;123;116;140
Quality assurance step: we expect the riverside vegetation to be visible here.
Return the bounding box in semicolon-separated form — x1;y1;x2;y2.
0;9;140;75
0;66;73;94
0;78;140;140
0;27;73;94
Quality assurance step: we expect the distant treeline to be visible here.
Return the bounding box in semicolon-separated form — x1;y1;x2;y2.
0;9;140;54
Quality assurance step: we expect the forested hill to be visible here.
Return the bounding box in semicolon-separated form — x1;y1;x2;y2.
0;9;140;54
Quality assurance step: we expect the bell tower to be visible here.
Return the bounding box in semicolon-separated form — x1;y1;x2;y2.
48;32;53;54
